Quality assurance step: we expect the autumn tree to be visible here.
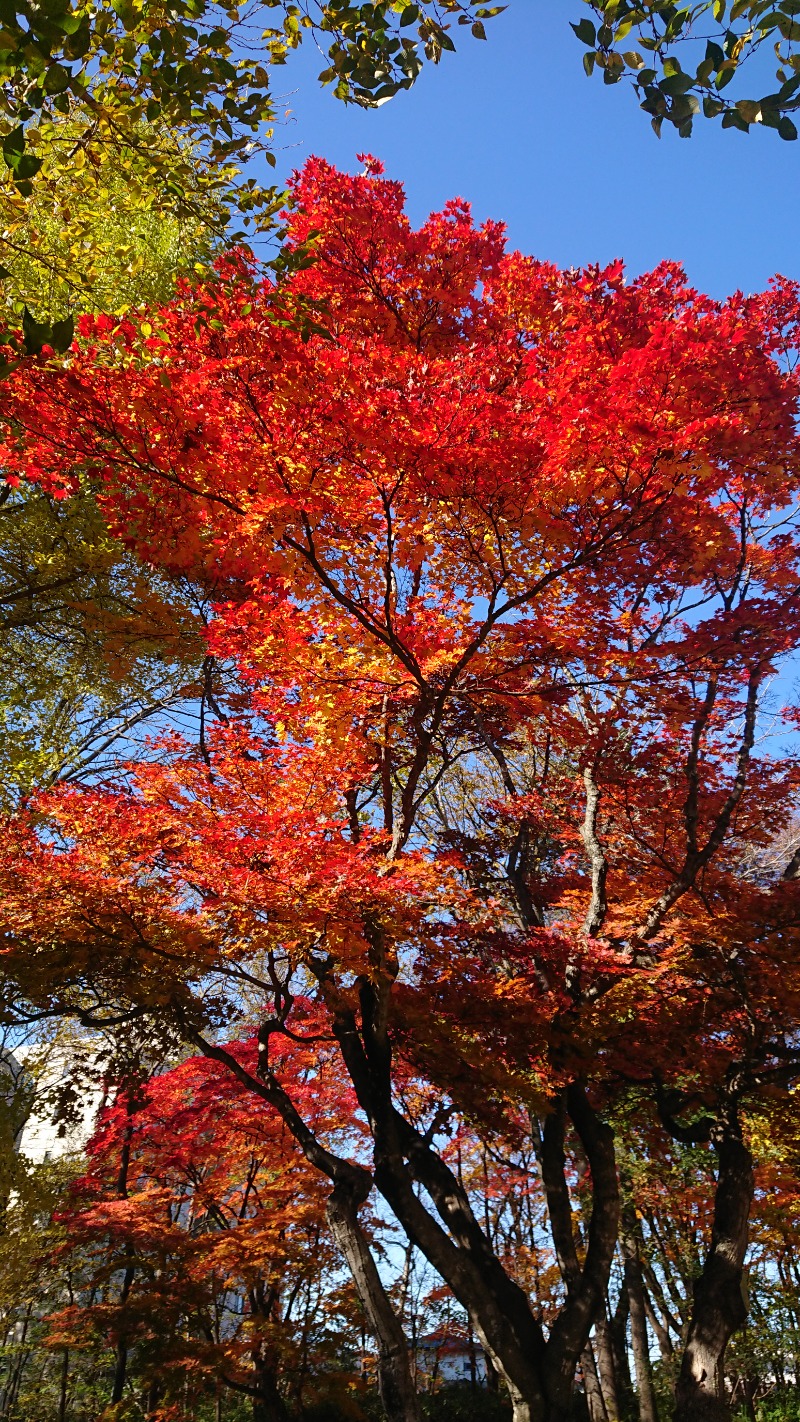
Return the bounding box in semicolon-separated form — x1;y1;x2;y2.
50;1035;365;1420
2;158;800;1422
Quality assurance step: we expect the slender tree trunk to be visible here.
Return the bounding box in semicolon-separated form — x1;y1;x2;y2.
110;1264;135;1403
144;1375;160;1418
609;1284;636;1420
57;1349;69;1422
674;1099;754;1422
327;1182;420;1422
111;1093;139;1407
621;1207;658;1422
581;1343;609;1422
593;1315;621;1420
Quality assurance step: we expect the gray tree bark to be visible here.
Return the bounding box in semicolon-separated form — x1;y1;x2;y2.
674;1097;754;1422
621;1204;658;1422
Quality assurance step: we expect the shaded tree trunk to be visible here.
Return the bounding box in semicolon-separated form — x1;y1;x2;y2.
582;1343;609;1422
191;1016;620;1422
609;1284;636;1421
251;1356;289;1422
674;1098;754;1422
538;1088;620;1421
110;1264;135;1404
57;1349;69;1422
327;1181;420;1422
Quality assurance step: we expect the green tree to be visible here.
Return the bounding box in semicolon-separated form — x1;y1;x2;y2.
576;0;800;139
0;479;212;808
0;135;224;808
0;116;224;327
0;2;503;241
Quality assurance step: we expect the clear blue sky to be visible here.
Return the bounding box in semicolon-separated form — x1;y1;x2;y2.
264;3;798;300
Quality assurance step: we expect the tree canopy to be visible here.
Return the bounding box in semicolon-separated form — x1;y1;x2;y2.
0;2;503;244
1;159;800;1422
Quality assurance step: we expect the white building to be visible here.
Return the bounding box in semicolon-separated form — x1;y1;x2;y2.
415;1333;488;1387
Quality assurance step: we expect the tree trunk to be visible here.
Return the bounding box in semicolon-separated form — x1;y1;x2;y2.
144;1376;160;1418
539;1087;620;1420
110;1264;135;1404
251;1358;289;1422
621;1207;658;1422
327;1182;420;1422
57;1349;69;1422
593;1315;621;1420
609;1284;636;1420
581;1343;609;1422
674;1099;754;1422
192;1013;619;1422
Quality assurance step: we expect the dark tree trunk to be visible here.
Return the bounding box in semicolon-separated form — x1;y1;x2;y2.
251;1358;289;1422
191;1011;619;1422
110;1264;135;1404
111;1094;139;1407
57;1349;69;1422
143;1376;162;1417
327;1182;420;1422
609;1283;636;1421
674;1099;754;1422
539;1087;620;1421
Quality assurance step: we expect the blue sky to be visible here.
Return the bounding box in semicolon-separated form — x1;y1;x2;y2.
265;3;798;300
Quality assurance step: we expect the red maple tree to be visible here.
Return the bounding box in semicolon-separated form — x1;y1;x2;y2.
51;1035;362;1421
2;157;800;1422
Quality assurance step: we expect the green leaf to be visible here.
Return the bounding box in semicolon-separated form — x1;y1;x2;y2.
21;307;54;355
43;63;71;94
2;125;26;165
50;314;74;352
779;113;798;136
570;17;597;45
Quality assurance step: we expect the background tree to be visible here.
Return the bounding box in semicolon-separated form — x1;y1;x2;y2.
0;0;503;283
51;1038;364;1421
0;130;230;809
576;0;800;139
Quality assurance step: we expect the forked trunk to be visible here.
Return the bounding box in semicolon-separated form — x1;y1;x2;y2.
674;1102;754;1422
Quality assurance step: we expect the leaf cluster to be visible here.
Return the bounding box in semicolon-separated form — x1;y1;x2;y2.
574;0;800;137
